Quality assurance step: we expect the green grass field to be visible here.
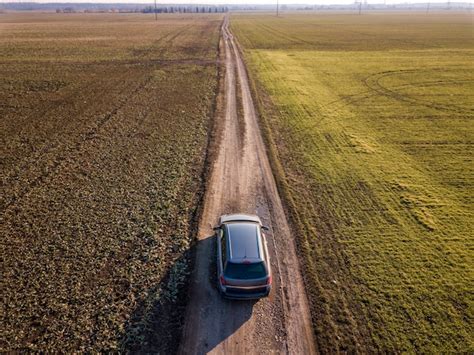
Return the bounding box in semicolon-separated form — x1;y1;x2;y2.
232;12;473;352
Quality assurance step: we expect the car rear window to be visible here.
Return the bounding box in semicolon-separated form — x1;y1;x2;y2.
224;261;266;280
227;224;260;259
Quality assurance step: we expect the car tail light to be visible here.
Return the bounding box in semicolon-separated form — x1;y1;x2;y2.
220;275;226;285
266;275;272;285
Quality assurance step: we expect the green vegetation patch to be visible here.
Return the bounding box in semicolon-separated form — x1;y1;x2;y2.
233;12;473;353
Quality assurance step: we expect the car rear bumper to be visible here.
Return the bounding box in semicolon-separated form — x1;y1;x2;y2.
220;285;271;300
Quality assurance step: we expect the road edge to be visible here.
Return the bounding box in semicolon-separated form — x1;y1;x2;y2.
176;14;227;353
229;19;321;353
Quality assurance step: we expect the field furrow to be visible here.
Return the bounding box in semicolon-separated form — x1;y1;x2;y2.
233;12;473;353
1;13;222;352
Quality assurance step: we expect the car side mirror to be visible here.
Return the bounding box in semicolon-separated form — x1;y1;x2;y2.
262;226;269;231
213;226;221;231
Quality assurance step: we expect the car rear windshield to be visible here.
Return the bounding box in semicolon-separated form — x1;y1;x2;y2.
224;261;266;280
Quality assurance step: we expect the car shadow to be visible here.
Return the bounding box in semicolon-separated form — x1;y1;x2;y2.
189;234;256;353
119;234;255;354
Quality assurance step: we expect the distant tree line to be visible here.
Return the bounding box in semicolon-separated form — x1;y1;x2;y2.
56;7;76;13
142;6;228;13
54;5;228;14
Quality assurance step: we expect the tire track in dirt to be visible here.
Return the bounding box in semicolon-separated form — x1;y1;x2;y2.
1;24;201;213
288;70;474;132
1;74;153;213
0;58;217;67
363;69;474;114
179;16;316;355
326;78;474;112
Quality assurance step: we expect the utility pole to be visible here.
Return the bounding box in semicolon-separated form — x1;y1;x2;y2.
359;2;362;14
276;0;279;17
426;1;430;13
154;0;157;21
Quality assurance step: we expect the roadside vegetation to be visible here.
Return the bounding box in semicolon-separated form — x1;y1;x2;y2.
232;12;473;353
1;13;222;352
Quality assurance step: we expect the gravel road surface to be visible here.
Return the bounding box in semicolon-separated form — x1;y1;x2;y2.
179;16;316;355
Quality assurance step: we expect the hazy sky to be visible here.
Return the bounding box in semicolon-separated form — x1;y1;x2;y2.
3;0;465;4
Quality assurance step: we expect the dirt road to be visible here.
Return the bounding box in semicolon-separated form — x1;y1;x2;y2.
179;16;316;354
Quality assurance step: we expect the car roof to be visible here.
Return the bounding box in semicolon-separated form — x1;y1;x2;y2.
220;213;262;225
226;223;262;262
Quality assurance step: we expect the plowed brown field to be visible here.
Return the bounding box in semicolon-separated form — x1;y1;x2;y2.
1;13;222;352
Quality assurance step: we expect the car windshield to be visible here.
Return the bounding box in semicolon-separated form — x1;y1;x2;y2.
224;261;266;280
